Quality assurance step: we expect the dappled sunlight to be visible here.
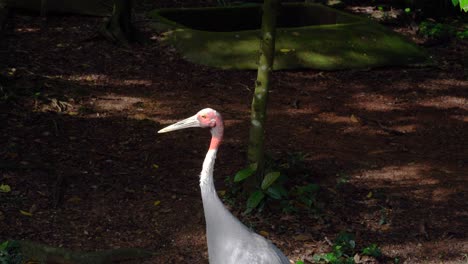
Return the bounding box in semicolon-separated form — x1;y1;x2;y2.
155;3;427;71
268;106;321;116
111;79;153;87
2;9;466;264
353;163;466;203
172;228;207;248
420;78;468;90
316;112;359;124
93;94;149;112
418;96;468;111
350;93;403;111
49;74;152;87
357;163;435;182
206;38;257;54
287;107;322;114
450;115;468;122
60;74;107;85
381;239;467;264
388;123;418;133
14;27;40;33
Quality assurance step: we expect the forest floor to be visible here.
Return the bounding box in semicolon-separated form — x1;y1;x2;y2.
0;1;467;264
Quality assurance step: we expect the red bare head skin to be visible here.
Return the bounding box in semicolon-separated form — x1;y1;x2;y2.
197;108;224;150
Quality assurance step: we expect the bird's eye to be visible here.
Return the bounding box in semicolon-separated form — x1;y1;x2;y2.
201;115;207;119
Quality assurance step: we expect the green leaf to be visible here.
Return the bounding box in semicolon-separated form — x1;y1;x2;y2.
460;0;468;11
295;261;304;264
404;7;411;13
452;0;459;6
324;252;338;262
0;184;11;193
333;245;344;257
300;197;313;207
261;171;281;190
0;241;9;251
246;190;265;211
234;167;256;182
278;185;288;197
19;210;32;216
362;244;382;257
312;253;325;262
266;185;283;200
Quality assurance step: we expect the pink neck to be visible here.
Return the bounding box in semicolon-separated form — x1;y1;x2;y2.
209;116;224;150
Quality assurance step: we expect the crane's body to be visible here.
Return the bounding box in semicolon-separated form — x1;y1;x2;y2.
159;108;289;264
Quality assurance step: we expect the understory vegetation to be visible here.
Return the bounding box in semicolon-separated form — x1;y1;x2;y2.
226;152;320;215
1;0;466;263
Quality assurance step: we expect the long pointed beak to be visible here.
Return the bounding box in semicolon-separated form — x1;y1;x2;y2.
158;115;200;133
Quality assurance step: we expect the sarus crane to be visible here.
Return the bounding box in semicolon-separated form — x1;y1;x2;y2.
158;108;290;264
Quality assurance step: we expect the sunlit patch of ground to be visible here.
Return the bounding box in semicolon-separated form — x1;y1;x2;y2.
0;7;467;264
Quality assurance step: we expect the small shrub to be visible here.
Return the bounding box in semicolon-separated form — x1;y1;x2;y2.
0;241;22;264
418;20;467;40
312;232;383;263
361;244;382;257
419;21;455;39
230;152;319;214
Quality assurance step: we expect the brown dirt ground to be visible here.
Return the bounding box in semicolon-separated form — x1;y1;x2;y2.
0;2;467;264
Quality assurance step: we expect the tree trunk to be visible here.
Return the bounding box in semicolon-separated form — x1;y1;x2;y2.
246;0;280;187
101;0;141;45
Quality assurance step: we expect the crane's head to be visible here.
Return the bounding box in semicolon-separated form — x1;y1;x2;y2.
158;108;222;134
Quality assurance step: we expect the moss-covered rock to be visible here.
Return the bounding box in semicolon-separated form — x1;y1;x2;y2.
149;3;429;70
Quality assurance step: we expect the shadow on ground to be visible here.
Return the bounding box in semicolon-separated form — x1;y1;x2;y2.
0;8;467;264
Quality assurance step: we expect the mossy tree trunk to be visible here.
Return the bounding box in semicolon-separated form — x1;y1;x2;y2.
247;0;280;187
101;0;140;45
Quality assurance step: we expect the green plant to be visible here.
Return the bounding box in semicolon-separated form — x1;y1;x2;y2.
336;172;350;188
419;21;455;39
0;241;22;264
361;244;382;257
451;0;468;11
456;29;468;39
418;20;468;40
333;232;356;256
232;152;319;214
289;183;319;210
235;166;288;214
312;232;383;263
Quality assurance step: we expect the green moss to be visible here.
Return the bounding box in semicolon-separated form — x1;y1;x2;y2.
148;3;429;70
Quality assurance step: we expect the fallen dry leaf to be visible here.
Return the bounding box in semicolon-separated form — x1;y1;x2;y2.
293;234;313;241
20;210;33;216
